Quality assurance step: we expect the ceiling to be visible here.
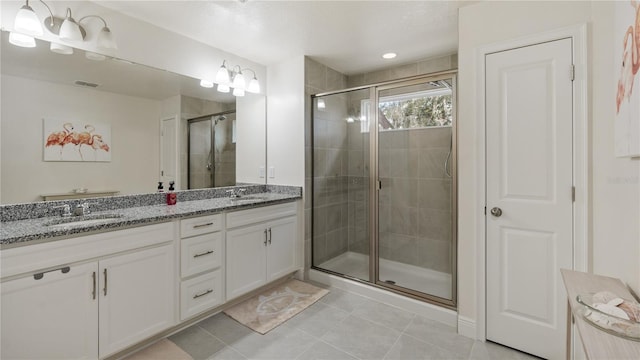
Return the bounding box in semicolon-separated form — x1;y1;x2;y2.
96;1;470;75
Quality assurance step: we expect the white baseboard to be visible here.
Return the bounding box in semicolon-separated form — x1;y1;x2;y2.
309;269;457;327
457;315;476;339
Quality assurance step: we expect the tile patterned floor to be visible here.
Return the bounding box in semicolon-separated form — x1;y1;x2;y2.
167;286;539;360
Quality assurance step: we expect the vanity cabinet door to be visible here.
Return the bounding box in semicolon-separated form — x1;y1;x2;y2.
266;216;297;282
226;223;268;300
1;262;99;360
98;244;175;357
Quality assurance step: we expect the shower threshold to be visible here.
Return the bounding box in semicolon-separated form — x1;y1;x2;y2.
318;251;452;300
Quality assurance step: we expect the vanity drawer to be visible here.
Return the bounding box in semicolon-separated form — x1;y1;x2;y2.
226;202;297;229
180;232;222;278
180;214;222;238
180;270;223;321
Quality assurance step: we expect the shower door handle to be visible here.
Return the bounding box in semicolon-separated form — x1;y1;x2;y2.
490;207;502;217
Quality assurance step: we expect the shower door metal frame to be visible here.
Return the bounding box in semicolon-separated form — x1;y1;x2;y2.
187;110;236;189
371;73;458;309
310;70;458;309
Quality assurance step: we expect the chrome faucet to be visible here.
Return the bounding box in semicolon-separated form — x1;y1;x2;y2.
226;188;247;199
53;204;72;217
73;202;92;217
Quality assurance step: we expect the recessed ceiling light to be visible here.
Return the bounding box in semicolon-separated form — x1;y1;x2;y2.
382;52;397;59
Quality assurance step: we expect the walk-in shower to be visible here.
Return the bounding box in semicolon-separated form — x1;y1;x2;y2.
311;72;457;307
187;111;237;189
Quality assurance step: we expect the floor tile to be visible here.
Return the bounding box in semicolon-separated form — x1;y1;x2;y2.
285;301;350;337
207;346;248;360
198;313;254;346
403;315;474;359
227;323;316;360
169;325;225;360
318;287;371;313
296;340;359;360
469;341;540;360
322;315;400;360
384;334;464;360
350;299;415;332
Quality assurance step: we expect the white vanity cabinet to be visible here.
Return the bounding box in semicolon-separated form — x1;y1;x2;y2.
0;222;176;359
226;202;298;300
1;262;99;359
179;214;225;321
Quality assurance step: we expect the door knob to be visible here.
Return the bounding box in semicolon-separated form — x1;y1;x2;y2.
490;207;502;217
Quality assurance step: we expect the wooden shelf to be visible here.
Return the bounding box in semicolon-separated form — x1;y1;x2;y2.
561;269;640;359
40;191;120;201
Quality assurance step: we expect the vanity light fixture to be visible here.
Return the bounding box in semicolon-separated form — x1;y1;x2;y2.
212;60;261;97
8;0;117;55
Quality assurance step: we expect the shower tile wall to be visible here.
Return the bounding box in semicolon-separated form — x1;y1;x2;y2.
304;58;348;269
378;127;453;274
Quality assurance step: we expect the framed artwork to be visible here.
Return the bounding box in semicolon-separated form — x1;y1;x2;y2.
615;0;640;157
43;119;111;162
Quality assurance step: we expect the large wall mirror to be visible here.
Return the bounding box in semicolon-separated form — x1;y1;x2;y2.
0;31;267;205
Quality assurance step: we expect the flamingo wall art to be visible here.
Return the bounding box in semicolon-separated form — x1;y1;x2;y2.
43;119;111;162
615;0;640;157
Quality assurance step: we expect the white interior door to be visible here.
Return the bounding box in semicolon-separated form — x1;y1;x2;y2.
486;38;573;360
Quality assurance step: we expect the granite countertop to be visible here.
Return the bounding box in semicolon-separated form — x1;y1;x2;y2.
1;192;300;248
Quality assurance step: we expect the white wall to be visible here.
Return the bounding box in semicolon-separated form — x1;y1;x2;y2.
266;56;305;186
458;0;640;332
1;75;161;203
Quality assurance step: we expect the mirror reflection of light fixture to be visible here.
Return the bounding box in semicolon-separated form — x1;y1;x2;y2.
212;60;260;97
9;31;36;47
50;41;73;54
8;0;117;56
200;79;214;88
317;99;326;110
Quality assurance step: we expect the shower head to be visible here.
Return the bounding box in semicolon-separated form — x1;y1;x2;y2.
214;115;227;125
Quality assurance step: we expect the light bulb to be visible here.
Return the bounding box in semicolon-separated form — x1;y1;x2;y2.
215;63;230;85
200;79;214;88
9;32;36;47
97;26;117;51
232;72;246;90
247;77;260;93
13;4;43;36
233;87;245;97
50;42;74;55
217;84;230;93
317;99;326;109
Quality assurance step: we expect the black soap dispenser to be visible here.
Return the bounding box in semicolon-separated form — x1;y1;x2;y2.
157;181;164;193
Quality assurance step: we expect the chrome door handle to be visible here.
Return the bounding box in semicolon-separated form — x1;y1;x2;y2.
490;207;502;217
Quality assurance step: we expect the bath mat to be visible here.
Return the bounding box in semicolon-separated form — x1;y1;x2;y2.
224;279;329;334
123;338;193;360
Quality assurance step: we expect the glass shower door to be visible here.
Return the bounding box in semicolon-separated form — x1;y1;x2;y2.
376;77;456;303
188;117;214;189
311;88;372;282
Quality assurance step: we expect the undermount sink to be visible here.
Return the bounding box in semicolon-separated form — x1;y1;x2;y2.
45;213;124;228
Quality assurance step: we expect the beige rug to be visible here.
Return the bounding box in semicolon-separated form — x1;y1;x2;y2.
123;339;193;360
224;279;329;334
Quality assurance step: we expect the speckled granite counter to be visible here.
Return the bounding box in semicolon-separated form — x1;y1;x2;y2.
1;185;301;248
